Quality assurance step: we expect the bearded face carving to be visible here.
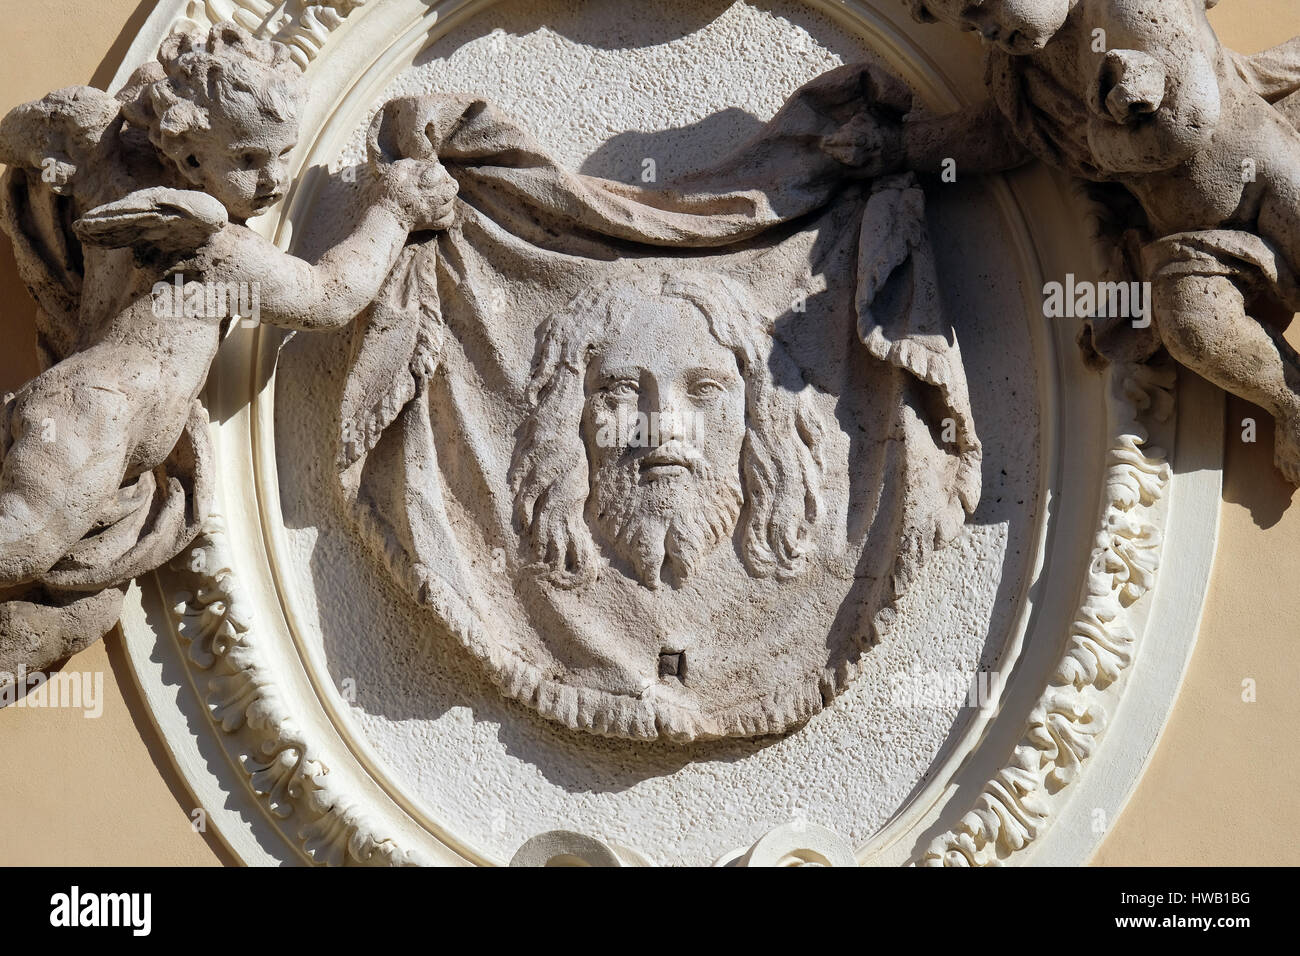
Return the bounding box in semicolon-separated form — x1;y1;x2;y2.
585;294;748;588
511;272;827;591
332;87;979;741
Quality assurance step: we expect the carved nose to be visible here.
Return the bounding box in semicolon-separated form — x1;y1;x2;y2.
260;165;287;192
653;403;686;444
644;380;684;444
1097;50;1166;124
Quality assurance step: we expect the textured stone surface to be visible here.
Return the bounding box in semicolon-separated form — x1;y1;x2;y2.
906;0;1300;483
0;23;454;675
0;0;1274;869
289;0;989;744
275;0;1040;863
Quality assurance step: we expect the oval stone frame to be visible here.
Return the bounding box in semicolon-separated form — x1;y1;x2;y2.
110;0;1223;866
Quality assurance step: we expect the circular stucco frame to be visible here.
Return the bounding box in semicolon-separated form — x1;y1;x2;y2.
107;0;1222;866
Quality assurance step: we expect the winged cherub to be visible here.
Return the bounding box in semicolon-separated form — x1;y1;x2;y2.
901;0;1300;481
0;22;454;665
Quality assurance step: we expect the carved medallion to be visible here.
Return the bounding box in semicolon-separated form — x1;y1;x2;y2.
2;0;1245;866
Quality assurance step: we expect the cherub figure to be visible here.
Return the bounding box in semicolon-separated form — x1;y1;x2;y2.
900;0;1300;481
0;23;455;671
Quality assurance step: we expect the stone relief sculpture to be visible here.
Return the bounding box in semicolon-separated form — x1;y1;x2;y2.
0;23;454;676
0;0;1271;866
168;1;369;68
7;2;1280;753
0;15;987;747
901;0;1300;481
511;270;828;592
334;69;981;741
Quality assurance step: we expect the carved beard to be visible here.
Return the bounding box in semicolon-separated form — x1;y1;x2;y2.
590;442;744;589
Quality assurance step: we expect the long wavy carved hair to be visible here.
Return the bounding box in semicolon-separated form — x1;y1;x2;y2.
510;272;827;589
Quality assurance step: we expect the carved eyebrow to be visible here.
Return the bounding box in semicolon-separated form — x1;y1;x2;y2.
591;366;640;385
686;365;739;384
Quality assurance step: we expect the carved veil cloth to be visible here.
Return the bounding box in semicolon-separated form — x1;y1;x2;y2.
335;64;983;741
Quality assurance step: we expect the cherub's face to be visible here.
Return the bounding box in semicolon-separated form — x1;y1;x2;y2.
181;105;299;221
916;0;1075;54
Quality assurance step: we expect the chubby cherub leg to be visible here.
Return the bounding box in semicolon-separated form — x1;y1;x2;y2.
1151;272;1300;482
0;386;132;585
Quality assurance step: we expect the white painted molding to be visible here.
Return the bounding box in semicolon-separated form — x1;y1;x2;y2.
110;0;1221;866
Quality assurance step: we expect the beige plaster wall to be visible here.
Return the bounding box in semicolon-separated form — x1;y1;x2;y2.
1091;0;1300;867
0;0;1295;866
0;0;228;865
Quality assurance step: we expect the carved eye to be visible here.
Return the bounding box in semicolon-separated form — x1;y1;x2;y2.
687;379;725;400
279;144;295;158
186;154;200;169
241;152;260;170
604;380;639;400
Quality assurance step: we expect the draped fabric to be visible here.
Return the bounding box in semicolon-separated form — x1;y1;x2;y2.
334;64;983;740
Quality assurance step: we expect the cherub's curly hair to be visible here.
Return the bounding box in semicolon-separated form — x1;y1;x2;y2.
119;22;305;173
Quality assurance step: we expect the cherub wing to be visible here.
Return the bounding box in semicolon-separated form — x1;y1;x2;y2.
0;167;81;367
1231;37;1300;129
0;85;122;366
73;187;228;256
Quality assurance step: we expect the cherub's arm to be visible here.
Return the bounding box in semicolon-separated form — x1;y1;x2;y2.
1082;0;1223;172
1230;35;1300;103
237;205;413;332
234;159;457;332
903;100;1034;176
